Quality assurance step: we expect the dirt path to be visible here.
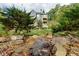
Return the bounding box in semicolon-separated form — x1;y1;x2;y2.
52;37;67;56
55;42;66;56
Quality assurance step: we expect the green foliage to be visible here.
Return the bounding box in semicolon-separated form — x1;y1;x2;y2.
29;28;51;36
0;24;7;36
48;3;79;33
0;8;5;19
0;6;35;35
0;8;8;36
47;4;60;20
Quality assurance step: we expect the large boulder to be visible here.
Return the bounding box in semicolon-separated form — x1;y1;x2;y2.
29;37;57;56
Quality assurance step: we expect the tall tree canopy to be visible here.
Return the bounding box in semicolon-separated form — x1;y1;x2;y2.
48;3;79;33
0;6;35;34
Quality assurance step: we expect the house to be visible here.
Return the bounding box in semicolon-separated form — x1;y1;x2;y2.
30;9;48;28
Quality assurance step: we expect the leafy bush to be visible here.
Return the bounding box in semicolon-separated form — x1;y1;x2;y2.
0;24;7;36
49;3;79;33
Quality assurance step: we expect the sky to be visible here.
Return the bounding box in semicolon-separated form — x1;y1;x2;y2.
0;3;70;12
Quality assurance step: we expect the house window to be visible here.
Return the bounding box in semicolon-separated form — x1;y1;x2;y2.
43;18;47;20
43;21;47;24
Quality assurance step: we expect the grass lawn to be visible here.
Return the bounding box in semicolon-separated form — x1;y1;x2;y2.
28;28;52;36
6;28;52;36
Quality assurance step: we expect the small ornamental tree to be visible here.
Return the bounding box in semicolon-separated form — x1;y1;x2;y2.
0;6;35;36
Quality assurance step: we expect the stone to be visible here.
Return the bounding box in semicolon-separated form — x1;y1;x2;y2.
0;37;10;43
10;35;23;40
32;35;38;39
29;38;57;56
9;40;23;45
46;34;52;39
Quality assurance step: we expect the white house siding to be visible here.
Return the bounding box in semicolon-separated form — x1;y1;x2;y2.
31;10;48;28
